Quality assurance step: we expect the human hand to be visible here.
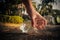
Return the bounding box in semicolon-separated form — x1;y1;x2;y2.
31;11;47;30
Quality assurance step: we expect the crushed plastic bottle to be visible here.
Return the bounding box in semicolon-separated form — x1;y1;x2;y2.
20;23;29;33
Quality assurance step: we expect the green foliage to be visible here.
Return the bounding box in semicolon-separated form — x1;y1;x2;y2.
39;4;53;16
0;15;24;24
8;16;24;23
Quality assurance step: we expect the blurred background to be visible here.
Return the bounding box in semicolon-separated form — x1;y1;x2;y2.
0;0;60;40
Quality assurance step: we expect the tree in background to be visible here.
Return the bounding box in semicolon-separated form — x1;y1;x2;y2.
39;0;55;15
0;0;22;15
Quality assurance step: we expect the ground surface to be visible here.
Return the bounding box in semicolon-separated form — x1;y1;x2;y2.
0;21;60;40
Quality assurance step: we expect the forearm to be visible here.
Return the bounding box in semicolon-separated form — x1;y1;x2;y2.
22;0;35;17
